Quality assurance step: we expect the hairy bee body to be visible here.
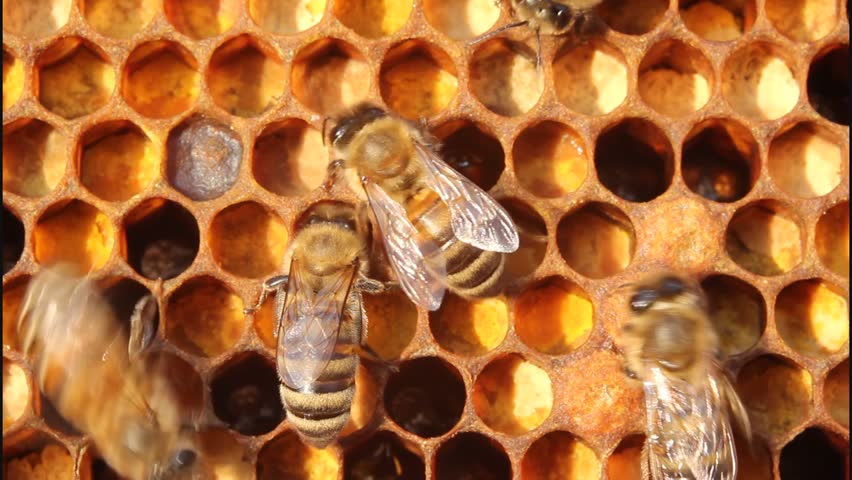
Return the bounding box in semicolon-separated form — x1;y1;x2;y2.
509;0;601;35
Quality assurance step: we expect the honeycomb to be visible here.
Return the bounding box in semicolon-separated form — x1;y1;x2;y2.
1;0;848;478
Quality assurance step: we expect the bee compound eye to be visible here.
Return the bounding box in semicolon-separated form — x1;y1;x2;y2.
172;449;196;469
630;289;658;312
659;276;685;297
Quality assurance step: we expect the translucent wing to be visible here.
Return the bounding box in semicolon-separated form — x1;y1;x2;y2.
363;178;447;311
416;142;519;253
276;257;354;392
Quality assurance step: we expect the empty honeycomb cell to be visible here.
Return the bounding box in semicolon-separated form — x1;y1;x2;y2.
3;358;29;431
209;202;288;279
257;430;340;480
166;115;243;201
513;121;587;198
249;0;326;35
433;119;505;191
606;435;643;480
2;0;71;38
36;38;115;119
3;207;24;274
514;277;593;354
470;39;543;117
824;359;849;427
816;201;849;278
501;200;547;278
384;357;465;438
145;351;204;419
767;0;838;41
210;352;284;436
472;354;553;435
725;201;803;276
680;0;756;41
2;119;66;198
123;41;199;118
735;432;774;479
553;40;628;116
423;0;500;40
430;294;508;356
195;428;254;479
207;35;286;117
780;428;848;479
3;48;23;110
638;39;713;117
768;121;843;198
434;432;511;480
4;439;74;480
722;42;799;120
380;41;458;120
775;279;848;357
737;355;812;436
252;293;278;349
253;119;327;197
291;39;371;116
123;198;199;280
164;0;239;39
333;0;413;38
78;121;158;202
702;275;765;356
164;276;244;357
2;276;28;349
557;202;635;278
595;119;674;202
598;0;668;34
808;44;849;125
521;431;600;480
33;200;114;272
363;291;418;360
344;431;425;480
81;0;158;38
682;118;759;203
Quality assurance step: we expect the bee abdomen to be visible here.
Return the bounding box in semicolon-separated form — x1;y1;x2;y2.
281;384;355;448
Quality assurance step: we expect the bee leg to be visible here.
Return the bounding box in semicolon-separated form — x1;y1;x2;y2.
244;275;289;316
128;295;159;360
641;442;652;480
324;159;346;191
352;343;400;374
355;278;399;295
535;27;542;69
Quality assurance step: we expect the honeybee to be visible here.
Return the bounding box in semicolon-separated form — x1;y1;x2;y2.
327;103;519;311
245;202;393;448
617;273;752;480
17;264;201;480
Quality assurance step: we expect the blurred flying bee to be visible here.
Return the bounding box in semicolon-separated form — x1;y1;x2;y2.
327;103;519;312
617;273;752;480
245;202;393;448
17;264;200;480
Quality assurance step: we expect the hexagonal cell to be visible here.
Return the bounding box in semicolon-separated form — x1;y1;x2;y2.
123;198;199;280
701;275;765;356
680;0;756;41
767;0;838;41
165;276;244;357
682;118;759;203
167;115;243;201
725;201;803;276
780;428;848;479
2;119;66;198
598;0;668;34
434;432;511;480
3;357;29;430
36;37;114;119
722;42;799;121
207;35;285;117
433;119;504;191
3;207;24;275
514;277;594;355
768;121;843;198
333;0;412;38
2;276;29;349
209;202;288;279
557;202;635;278
194;428;254;479
3;48;24;110
341;365;381;436
816;201;849;278
430;294;508;356
81;0;157;38
502;200;548;278
736;355;812;436
78;121;158;202
808;44;849;125
473;354;553;435
253;119;328;197
344;431;425;480
638;39;713;117
824;359;849;427
3;434;74;479
33;200;114;272
380;40;458;120
606;435;643;480
423;0;500;40
123;41;199;118
513;121;587;198
257;430;340;479
292;39;371;116
522;431;601;480
249;0;326;34
553;39;628;116
2;0;71;38
363;291;418;360
595;119;674;202
776;279;848;358
98;275;157;329
470;39;543;117
252;293;279;349
164;0;239;39
211;352;283;436
384;357;465;438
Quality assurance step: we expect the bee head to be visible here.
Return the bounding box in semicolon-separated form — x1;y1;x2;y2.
645;314;696;372
330;103;387;148
628;275;694;312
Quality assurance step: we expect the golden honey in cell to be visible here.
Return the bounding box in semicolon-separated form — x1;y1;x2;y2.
329;103;519;312
617;273;752;480
16;264;201;480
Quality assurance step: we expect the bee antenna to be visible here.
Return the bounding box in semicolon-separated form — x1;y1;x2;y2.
469;20;530;46
321;117;330;147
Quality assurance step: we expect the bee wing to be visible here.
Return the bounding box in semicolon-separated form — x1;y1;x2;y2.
363;178;447;311
415;142;519;253
276;258;355;392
